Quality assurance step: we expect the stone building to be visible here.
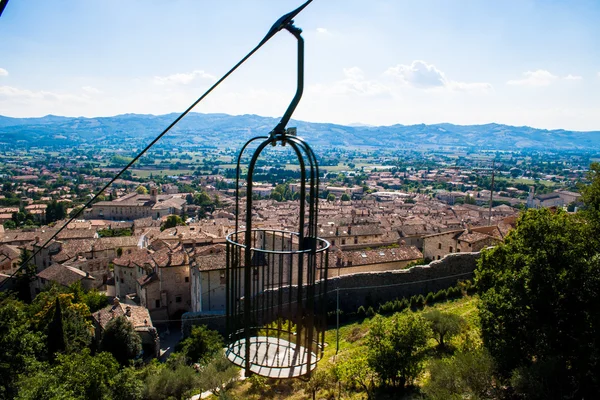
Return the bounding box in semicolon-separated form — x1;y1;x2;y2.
113;243;192;321
190;244;228;313
329;245;423;277
33;263;97;295
0;244;20;271
86;188;186;221
92;299;160;359
319;224;384;247
137;244;191;321
422;226;502;261
113;248;155;301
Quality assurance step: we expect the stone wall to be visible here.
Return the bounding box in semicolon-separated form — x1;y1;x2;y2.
181;251;480;335
327;251;479;313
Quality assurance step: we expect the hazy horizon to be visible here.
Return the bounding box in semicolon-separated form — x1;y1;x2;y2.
1;111;599;133
1;0;599;131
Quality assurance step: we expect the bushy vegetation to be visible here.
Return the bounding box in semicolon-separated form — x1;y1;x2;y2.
0;283;237;400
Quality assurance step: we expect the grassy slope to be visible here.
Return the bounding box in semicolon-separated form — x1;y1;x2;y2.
226;295;480;400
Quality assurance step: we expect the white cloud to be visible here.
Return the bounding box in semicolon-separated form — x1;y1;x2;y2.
0;68;7;77
153;69;215;85
309;67;390;97
82;85;102;94
564;74;582;81
385;60;492;93
0;85;88;104
445;81;494;92
507;70;558;86
316;27;329;34
385;60;447;88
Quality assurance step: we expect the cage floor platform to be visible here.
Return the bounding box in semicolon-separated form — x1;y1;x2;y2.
226;336;317;378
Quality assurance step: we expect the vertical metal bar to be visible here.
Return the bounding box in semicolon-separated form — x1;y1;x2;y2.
336;285;340;355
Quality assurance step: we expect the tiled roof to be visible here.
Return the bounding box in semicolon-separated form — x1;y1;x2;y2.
332;245;423;267
113;248;154;268
92;302;153;330
137;272;158;287
37;263;95;286
457;231;490;244
151;248;189;267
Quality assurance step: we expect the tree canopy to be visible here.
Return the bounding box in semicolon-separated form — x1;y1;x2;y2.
175;325;223;364
475;208;600;397
100;315;142;366
366;311;431;390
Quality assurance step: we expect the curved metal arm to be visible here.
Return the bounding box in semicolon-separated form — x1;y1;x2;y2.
271;24;304;137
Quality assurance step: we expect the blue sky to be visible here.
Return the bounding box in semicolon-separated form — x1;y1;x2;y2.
1;0;599;130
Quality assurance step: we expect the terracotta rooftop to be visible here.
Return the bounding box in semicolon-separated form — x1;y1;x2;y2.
92;301;153;330
37;263;95;286
332;245;423;267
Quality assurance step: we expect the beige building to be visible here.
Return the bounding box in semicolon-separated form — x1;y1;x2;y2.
190;245;228;313
86;188;186;221
33;263;97;296
329;245;423;277
137;245;191;321
92;299;160;359
422;226;502;261
0;244;20;272
319;224;384;247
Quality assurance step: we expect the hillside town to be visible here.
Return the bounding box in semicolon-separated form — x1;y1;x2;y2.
1;175;581;327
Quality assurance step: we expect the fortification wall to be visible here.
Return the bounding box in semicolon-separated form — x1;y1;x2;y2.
181;251;480;335
326;251;479;312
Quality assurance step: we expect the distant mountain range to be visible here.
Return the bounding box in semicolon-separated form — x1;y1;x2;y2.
1;113;599;151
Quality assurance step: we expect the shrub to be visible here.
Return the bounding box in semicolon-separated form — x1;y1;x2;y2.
447;287;462;300
357;306;366;317
415;294;425;309
365;306;376;318
423;349;496;400
433;289;448;302
409;295;418;309
425;292;435;305
176;325;223;364
423;309;466;349
100;316;142;366
366;312;431;390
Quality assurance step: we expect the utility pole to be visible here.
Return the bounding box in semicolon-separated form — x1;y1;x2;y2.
336;286;340;354
489;159;495;226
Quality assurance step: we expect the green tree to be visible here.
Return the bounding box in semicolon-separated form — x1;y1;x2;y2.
110;367;144;400
301;364;335;400
2;220;16;230
327;193;336;202
341;193;351;201
16;349;119;400
14;248;36;302
162;214;185;230
45;200;66;224
336;350;377;400
475;208;600;397
100;316;142;365
423;349;497;400
30;289;93;355
176;325;224;364
68;282;108;313
0;296;45;399
580;161;600;232
145;361;199;400
423;310;466;349
366;311;431;390
136;185;148;195
46;298;66;358
193;191;212;206
197;351;239;398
